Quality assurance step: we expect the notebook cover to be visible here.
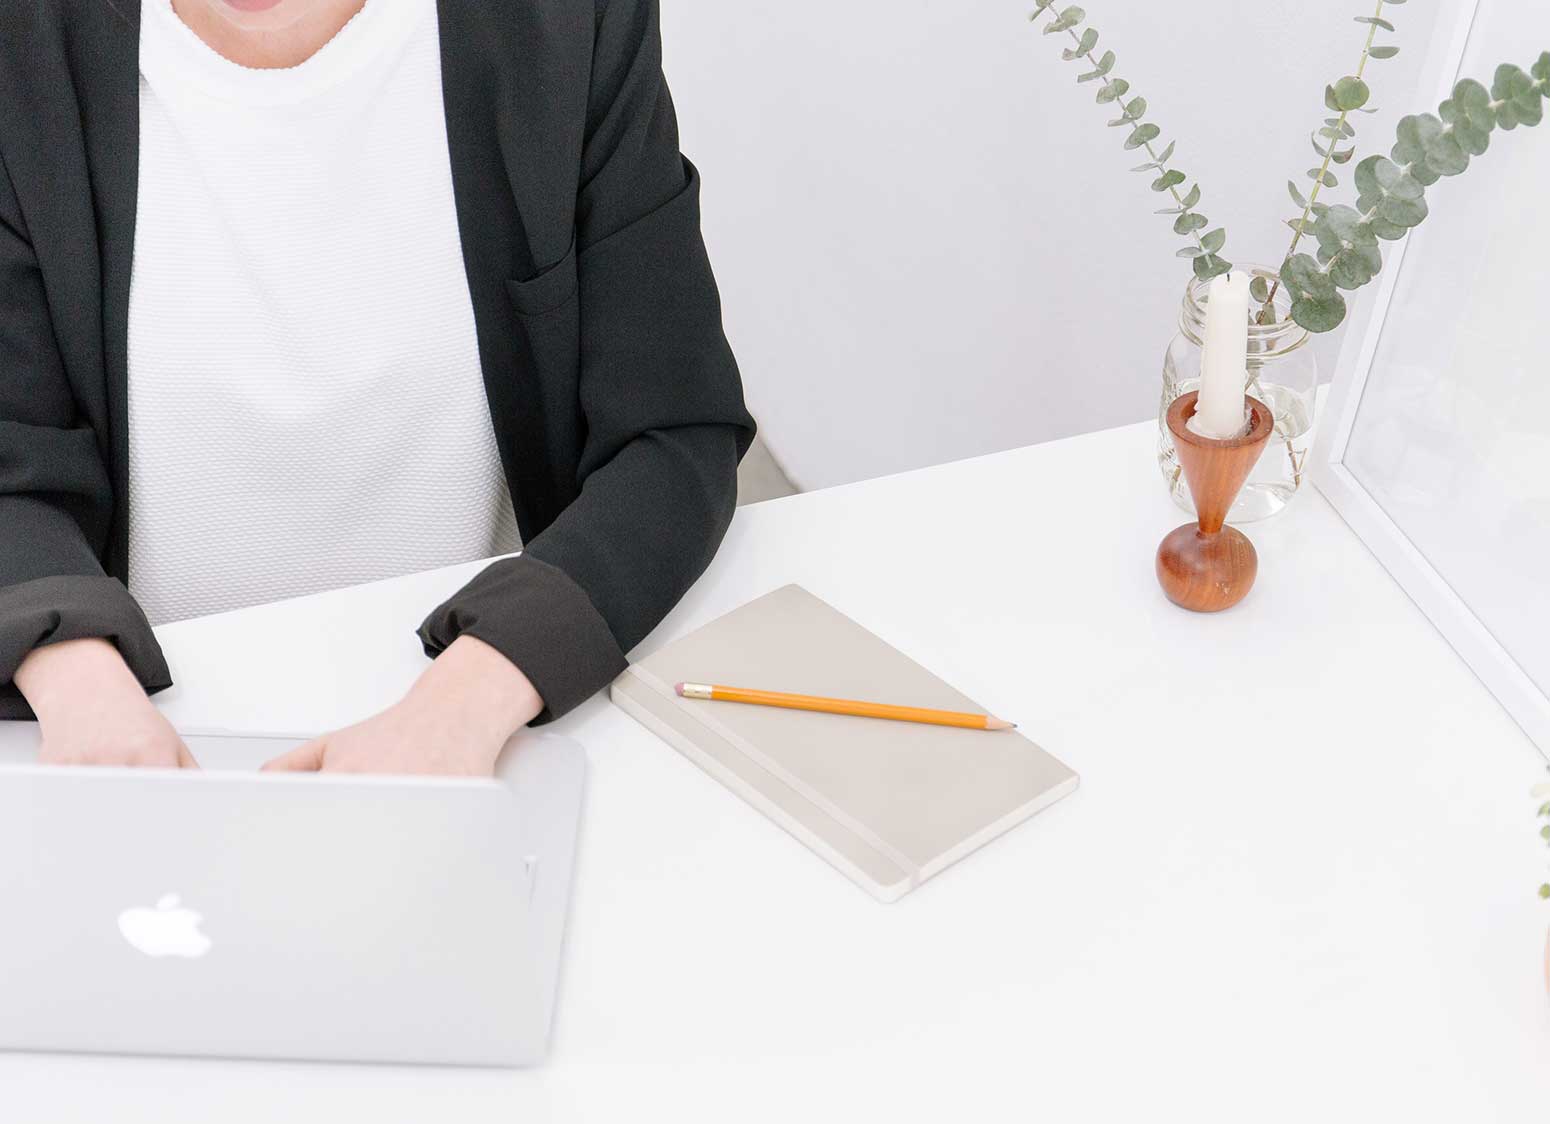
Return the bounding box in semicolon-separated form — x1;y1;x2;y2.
609;585;1078;902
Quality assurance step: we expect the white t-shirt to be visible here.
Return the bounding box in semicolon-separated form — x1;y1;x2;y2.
128;0;518;625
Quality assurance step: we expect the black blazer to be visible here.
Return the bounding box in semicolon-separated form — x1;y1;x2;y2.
0;0;755;722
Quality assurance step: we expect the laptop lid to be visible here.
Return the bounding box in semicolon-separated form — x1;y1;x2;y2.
0;732;585;1067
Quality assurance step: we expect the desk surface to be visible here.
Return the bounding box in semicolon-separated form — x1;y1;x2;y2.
4;418;1548;1123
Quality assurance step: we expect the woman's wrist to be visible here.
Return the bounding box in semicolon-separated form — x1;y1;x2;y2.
406;634;544;750
15;638;148;724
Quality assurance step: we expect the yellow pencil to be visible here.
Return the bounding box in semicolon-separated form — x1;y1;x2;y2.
674;682;1015;731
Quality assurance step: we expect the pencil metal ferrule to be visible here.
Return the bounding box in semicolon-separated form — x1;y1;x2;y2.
679;682;715;700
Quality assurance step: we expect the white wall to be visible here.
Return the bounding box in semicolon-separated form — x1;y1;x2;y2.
661;0;1435;491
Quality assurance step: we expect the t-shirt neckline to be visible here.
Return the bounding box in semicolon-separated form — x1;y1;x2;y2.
140;0;433;107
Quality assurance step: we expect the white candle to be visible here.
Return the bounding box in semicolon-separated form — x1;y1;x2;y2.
1190;270;1252;440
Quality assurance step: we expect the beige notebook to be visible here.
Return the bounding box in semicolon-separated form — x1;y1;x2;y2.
609;585;1078;902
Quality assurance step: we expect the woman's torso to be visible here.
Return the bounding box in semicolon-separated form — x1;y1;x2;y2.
127;0;518;625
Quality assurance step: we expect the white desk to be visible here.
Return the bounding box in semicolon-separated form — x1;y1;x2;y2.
4;418;1548;1122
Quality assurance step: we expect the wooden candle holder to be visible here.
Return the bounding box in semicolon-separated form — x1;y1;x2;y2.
1155;390;1274;613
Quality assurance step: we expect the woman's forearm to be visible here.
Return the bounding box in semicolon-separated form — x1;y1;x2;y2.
260;635;545;775
15;637;145;722
409;635;545;745
18;637;195;768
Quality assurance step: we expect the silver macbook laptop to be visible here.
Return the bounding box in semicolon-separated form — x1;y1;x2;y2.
0;730;585;1067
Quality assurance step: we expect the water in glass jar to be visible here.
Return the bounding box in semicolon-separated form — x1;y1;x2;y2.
1157;379;1315;523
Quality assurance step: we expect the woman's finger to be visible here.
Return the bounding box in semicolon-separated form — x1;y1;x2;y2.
260;739;326;773
177;739;201;770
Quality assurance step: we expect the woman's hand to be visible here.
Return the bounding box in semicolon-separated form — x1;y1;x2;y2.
261;635;543;776
18;638;198;769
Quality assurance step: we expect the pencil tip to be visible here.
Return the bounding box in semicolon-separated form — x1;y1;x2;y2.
985;717;1017;731
673;682;686;696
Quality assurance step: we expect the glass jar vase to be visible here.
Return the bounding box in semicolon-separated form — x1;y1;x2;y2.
1157;263;1319;522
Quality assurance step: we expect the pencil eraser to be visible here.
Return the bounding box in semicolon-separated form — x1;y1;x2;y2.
673;682;686;696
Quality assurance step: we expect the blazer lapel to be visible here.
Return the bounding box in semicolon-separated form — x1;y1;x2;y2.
435;0;590;536
76;0;143;580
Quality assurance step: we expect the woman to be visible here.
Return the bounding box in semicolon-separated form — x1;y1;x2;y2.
0;0;753;773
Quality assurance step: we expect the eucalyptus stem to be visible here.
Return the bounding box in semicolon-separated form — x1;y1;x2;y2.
1058;25;1208;256
1276;52;1547;334
1261;0;1387;316
1029;2;1230;279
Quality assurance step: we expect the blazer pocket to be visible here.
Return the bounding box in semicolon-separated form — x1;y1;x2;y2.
505;238;579;319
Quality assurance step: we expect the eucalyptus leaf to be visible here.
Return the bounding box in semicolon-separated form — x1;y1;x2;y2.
1353;195;1378;223
1062;28;1098;59
1077;50;1116;82
1324;85;1342;112
1288;179;1308;208
1332;76;1371;111
1310;216;1342;261
1323;203;1378;248
1353;16;1395;31
1330;146;1355;165
1249;276;1271;303
1175;246;1200;258
1439;78;1494;156
1095;78;1130;103
1199;228;1227;254
1306;167;1339;187
1123;123;1161;149
1151;169;1185;192
1366;214;1409;241
1281;253;1336;303
1077;54;1112;81
1044;6;1085;34
1329;240;1383;290
1422;124;1469;176
1110;100;1146;127
1379;154;1424;199
1291;292;1348;333
1178;183;1200;209
1534;51;1550;85
1173;212;1208;235
1354;154;1423;201
1391;116;1443;185
1377;192;1428;227
1193;254;1232;282
1492;63;1544;129
1325;117;1357;138
1368;45;1400;60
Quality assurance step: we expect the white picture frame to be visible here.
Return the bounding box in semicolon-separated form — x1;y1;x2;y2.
1313;0;1550;755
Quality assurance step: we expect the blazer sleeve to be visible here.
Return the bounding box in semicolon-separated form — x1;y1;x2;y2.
418;0;756;723
0;149;171;720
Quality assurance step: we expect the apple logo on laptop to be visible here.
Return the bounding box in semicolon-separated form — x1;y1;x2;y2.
117;894;213;959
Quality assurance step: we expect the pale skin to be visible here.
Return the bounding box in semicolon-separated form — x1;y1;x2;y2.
14;0;545;775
